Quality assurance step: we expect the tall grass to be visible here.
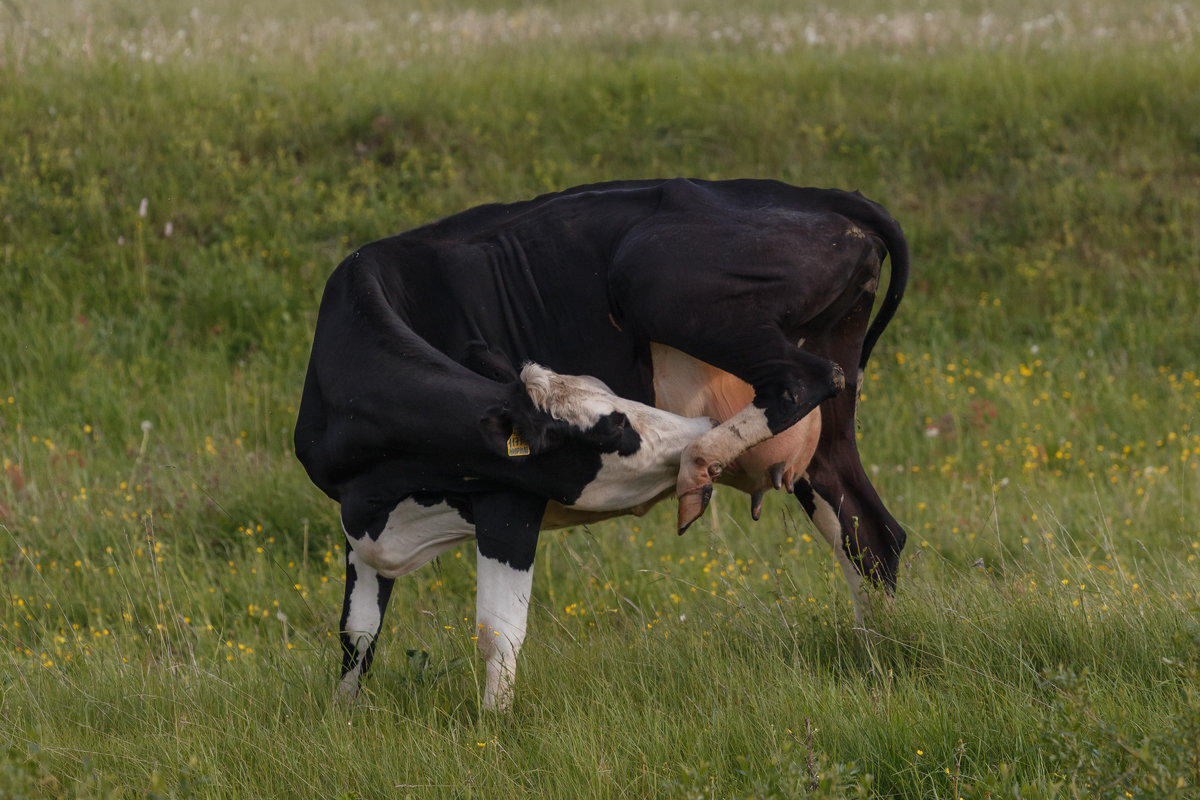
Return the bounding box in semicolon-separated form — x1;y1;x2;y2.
3;0;1199;796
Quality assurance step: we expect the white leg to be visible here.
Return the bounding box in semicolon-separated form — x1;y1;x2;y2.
336;547;394;703
475;549;534;711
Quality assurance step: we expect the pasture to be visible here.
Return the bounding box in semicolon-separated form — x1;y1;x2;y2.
2;0;1199;796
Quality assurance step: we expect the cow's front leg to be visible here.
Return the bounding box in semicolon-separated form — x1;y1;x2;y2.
676;353;845;533
476;547;535;711
471;491;545;711
336;547;396;703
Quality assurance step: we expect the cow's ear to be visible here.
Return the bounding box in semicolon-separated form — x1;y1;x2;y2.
479;400;570;458
585;411;643;457
480;405;526;458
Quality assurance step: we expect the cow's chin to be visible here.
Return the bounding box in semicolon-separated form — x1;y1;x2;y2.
675;483;714;535
675;442;721;534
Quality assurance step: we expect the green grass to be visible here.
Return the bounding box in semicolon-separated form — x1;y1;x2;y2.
3;1;1200;797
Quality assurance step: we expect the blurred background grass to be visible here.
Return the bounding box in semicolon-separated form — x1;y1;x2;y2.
2;1;1199;797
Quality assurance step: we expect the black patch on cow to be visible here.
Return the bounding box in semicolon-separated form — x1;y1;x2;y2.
479;392;578;460
584;411;642;456
412;491;474;525
792;478;817;518
341;501;389;542
472;491;545;572
338;559;360;677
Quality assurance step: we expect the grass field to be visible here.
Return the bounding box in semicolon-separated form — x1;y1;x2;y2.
3;0;1200;796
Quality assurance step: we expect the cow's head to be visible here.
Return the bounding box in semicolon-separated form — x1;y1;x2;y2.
479;373;642;461
519;366;644;452
482;364;715;513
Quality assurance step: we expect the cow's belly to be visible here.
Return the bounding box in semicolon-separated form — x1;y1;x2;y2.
540;489;673;529
344;497;475;579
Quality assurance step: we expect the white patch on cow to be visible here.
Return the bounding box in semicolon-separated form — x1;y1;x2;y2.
476;550;534;711
344;498;475;579
570;413;714;510
522;364;621;429
343;550;383;640
521;363;714;512
804;478;869;625
337;549;383;701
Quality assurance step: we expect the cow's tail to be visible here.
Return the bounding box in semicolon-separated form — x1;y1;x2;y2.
858;208;909;373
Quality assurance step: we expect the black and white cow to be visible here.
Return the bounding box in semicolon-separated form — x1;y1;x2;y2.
320;359;714;708
295;178;909;709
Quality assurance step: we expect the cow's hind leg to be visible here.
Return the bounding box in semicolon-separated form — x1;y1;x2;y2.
336;548;396;702
472;491;545;711
794;474;881;624
793;458;903;623
794;294;906;622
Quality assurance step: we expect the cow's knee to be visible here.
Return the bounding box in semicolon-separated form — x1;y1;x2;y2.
779;359;844;423
752;354;845;438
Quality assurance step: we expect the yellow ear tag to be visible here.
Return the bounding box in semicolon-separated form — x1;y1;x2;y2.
506;429;531;457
